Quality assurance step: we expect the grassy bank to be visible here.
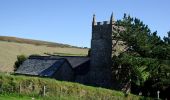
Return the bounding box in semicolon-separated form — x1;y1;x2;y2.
0;73;146;100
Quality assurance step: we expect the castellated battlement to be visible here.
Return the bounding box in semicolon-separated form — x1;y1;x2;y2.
96;21;110;25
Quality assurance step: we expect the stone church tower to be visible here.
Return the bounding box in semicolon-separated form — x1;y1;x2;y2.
88;13;115;88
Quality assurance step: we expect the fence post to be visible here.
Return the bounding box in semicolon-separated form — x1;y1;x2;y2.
19;84;21;94
11;86;13;92
60;87;62;99
43;85;46;96
157;90;160;100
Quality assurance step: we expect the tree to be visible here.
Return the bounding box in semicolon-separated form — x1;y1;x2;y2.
14;55;27;71
112;14;170;98
164;31;170;44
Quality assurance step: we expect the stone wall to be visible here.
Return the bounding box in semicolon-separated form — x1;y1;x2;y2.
53;62;74;81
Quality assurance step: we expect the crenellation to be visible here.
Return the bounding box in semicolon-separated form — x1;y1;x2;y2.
103;21;109;25
97;22;102;25
95;21;110;26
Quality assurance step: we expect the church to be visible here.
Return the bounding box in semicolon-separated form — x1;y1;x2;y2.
15;13;124;89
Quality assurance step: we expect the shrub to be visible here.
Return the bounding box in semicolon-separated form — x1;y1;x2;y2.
14;55;27;71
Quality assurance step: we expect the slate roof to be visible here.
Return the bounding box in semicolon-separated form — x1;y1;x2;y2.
51;56;90;68
15;56;90;76
15;57;69;77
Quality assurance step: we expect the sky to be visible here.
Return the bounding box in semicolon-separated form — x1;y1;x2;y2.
0;0;170;47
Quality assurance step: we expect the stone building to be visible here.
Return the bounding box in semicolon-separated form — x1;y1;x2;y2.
15;56;90;82
15;13;127;89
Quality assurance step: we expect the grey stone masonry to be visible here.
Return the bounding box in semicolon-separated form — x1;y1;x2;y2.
88;13;116;88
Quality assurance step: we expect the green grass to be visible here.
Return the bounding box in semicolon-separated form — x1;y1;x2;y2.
0;93;83;100
0;94;40;100
0;73;145;100
0;93;77;100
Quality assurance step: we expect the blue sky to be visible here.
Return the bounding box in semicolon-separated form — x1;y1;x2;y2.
0;0;170;47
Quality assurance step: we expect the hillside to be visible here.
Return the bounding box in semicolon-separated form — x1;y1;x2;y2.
0;36;79;48
0;36;88;72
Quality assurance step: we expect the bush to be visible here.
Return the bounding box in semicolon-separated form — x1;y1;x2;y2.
14;55;27;71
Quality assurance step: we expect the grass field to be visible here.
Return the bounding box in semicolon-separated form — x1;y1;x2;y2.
0;94;40;100
0;94;80;100
0;40;88;72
